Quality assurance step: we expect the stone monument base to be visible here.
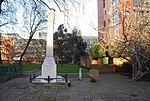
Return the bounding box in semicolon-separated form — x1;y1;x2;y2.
29;74;71;88
41;56;56;78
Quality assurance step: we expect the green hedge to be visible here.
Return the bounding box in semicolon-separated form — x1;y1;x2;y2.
0;64;23;82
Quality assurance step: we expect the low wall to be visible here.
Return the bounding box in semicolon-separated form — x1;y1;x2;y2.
90;64;121;73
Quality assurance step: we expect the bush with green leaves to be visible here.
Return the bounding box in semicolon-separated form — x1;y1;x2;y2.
89;42;128;60
89;43;106;60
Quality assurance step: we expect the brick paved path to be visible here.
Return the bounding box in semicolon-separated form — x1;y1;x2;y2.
0;73;150;101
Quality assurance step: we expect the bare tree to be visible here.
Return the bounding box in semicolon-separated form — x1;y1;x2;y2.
18;0;47;63
128;1;150;80
115;1;150;80
0;33;2;63
0;0;17;28
0;0;4;14
0;0;17;63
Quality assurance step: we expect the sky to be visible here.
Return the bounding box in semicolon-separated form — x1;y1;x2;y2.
53;0;98;36
1;0;98;37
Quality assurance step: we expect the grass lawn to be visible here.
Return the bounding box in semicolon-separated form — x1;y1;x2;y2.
57;64;89;73
1;64;89;73
21;64;41;71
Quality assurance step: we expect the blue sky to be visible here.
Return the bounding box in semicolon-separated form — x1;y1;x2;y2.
1;0;98;37
52;0;98;36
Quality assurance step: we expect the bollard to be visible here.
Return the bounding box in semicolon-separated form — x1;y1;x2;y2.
79;67;82;80
48;76;50;83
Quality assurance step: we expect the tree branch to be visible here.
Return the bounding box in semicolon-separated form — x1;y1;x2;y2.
0;0;4;14
39;0;56;11
53;0;64;12
0;22;8;27
129;51;150;61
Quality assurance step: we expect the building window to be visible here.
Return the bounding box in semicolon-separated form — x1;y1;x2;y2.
103;0;105;8
108;19;110;25
104;21;106;27
105;10;107;15
124;11;130;16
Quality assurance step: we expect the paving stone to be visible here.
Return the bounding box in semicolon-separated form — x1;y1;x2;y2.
68;97;85;101
56;95;69;100
92;98;104;101
85;98;93;101
102;99;113;101
0;73;150;101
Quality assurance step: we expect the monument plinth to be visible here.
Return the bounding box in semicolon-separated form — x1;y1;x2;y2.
41;11;56;79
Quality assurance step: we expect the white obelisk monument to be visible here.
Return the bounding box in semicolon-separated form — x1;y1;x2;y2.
41;11;56;79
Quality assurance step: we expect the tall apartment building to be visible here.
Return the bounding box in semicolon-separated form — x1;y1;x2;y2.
1;33;17;60
98;0;134;42
13;38;46;61
134;0;149;21
133;0;150;38
98;0;114;42
113;0;134;40
1;33;46;61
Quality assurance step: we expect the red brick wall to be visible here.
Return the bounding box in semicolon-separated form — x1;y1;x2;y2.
90;64;119;73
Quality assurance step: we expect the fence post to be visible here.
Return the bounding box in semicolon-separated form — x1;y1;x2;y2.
30;75;32;83
33;74;36;78
65;74;68;82
48;76;50;83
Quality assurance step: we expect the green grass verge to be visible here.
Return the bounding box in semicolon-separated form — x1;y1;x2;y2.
22;64;41;71
22;64;89;73
57;64;89;73
0;64;89;73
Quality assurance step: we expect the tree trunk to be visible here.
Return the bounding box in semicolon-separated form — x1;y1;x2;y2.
19;35;33;64
0;50;1;64
71;55;75;64
56;56;59;64
0;0;4;14
132;54;149;81
0;33;2;64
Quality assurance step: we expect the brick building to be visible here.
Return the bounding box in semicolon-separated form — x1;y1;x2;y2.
13;38;46;61
0;33;46;62
98;0;134;42
97;0;114;42
113;0;134;40
1;33;17;60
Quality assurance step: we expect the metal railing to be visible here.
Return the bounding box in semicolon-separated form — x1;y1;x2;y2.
30;74;68;83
